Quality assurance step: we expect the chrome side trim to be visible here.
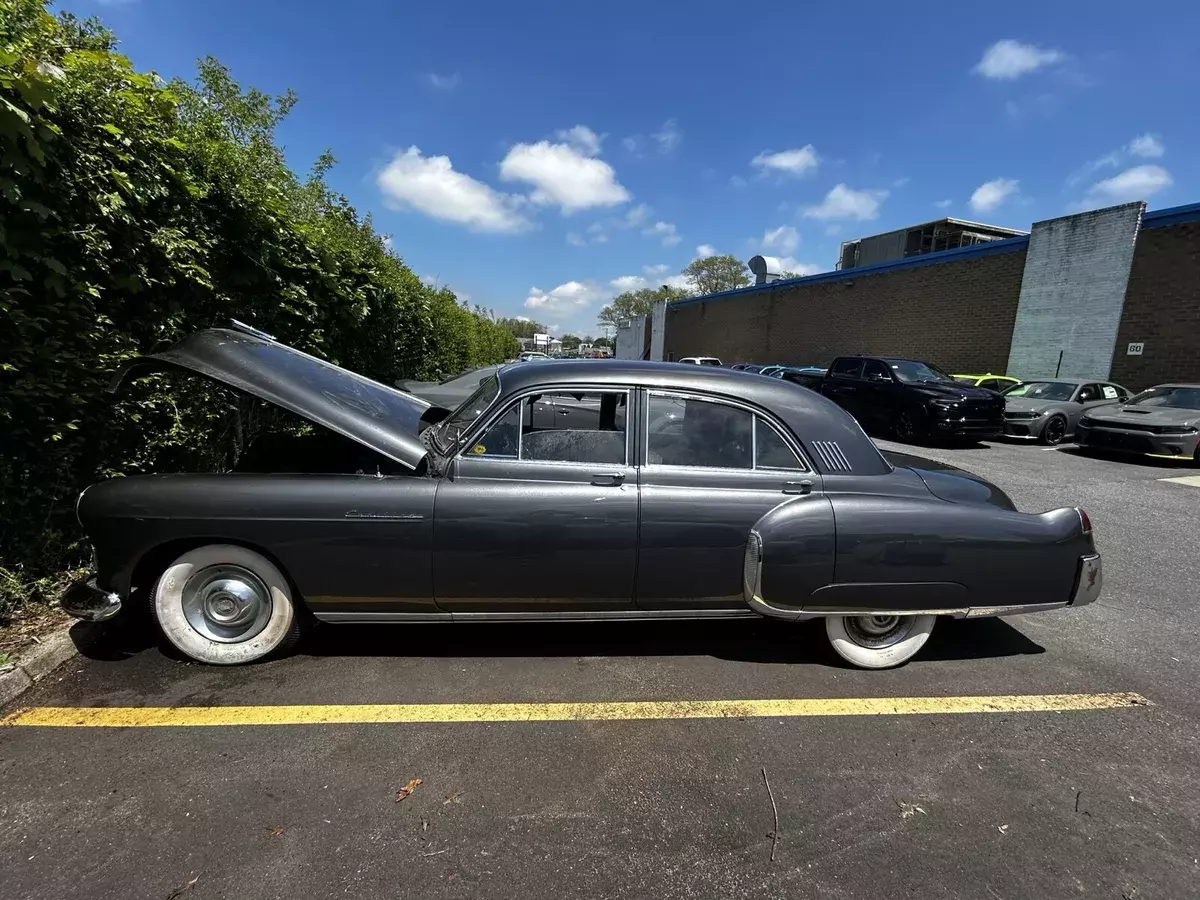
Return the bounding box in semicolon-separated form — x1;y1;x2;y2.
795;608;970;620
964;602;1068;617
316;609;760;624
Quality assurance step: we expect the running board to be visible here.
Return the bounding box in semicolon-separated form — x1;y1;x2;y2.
315;609;761;624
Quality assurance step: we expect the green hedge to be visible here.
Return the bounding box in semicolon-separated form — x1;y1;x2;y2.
0;1;518;615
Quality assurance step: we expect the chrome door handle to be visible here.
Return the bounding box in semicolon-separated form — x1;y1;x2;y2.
591;472;625;486
783;480;813;495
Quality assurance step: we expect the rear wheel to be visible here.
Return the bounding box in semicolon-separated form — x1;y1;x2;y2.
150;544;305;665
1040;414;1068;446
825;614;936;669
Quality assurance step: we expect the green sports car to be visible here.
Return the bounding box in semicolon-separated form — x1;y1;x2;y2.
953;373;1022;392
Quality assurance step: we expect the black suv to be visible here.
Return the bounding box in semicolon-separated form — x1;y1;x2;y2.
819;356;1004;442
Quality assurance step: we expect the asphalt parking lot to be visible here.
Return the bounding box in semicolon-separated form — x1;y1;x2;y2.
3;438;1199;900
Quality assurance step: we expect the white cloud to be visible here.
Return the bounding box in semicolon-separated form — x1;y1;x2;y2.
621;135;643;156
664;274;692;290
623;203;651;227
893;177;911;189
377;147;530;233
516;315;532;322
524;280;606;314
973;40;1064;80
643;220;680;246
751;145;819;177
420;274;437;287
933;199;953;210
382;236;394;251
777;257;821;276
1083;165;1172;206
610;275;648;292
1066;153;1120;188
695;244;717;258
760;224;800;256
969;178;1020;213
500;138;630;213
1128;133;1164;158
556;125;603;156
825;224;842;236
566;232;587;247
643;263;670;276
425;72;462;90
651;119;682;153
802;184;888;221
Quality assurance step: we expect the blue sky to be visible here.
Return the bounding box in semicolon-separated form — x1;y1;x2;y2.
76;0;1198;337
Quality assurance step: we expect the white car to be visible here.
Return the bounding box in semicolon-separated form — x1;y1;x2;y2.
678;356;722;366
518;351;549;362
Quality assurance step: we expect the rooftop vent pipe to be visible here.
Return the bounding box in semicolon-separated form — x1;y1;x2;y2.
748;255;783;286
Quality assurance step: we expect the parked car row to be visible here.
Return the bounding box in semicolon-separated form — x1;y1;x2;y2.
710;355;1200;463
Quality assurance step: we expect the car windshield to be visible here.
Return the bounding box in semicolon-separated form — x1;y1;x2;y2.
953;376;978;385
1004;381;1076;401
1128;386;1200;410
435;375;501;449
885;360;953;383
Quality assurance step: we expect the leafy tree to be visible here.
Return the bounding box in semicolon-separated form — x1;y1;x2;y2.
596;285;687;330
680;254;750;295
560;333;582;350
0;0;518;615
496;316;547;339
592;336;613;349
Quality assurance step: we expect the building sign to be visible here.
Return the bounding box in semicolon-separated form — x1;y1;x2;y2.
1126;342;1145;356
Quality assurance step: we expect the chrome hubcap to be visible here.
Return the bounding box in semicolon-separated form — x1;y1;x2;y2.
844;615;913;649
181;565;272;643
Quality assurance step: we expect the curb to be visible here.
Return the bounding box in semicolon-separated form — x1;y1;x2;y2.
0;626;82;708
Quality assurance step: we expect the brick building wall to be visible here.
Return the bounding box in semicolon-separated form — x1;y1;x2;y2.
664;244;1028;374
1109;220;1200;390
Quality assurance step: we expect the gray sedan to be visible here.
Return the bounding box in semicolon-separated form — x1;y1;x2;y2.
1077;384;1200;463
1002;379;1131;445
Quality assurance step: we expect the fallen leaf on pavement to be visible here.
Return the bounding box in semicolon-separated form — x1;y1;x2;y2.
266;825;285;836
165;875;199;899
896;800;927;819
997;824;1009;834
396;778;423;802
443;791;464;805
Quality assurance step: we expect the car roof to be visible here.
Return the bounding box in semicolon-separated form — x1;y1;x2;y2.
1148;383;1200;389
1018;377;1104;385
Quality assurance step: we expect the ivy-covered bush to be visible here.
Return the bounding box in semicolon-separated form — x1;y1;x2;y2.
0;1;518;615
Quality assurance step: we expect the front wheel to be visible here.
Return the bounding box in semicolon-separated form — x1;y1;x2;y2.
1040;414;1068;446
825;614;936;669
150;544;305;665
893;409;920;442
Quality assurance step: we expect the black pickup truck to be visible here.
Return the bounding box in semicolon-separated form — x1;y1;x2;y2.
818;355;1004;442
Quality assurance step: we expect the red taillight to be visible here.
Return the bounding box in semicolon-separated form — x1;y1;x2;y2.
1077;508;1092;533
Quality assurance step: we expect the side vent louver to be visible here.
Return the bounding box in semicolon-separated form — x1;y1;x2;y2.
812;440;851;472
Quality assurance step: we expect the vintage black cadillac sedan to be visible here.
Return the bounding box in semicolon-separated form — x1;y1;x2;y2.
64;326;1103;669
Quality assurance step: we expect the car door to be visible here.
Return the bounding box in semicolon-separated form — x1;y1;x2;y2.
859;359;897;431
821;358;865;419
636;389;826;609
433;386;638;613
1070;383;1110;431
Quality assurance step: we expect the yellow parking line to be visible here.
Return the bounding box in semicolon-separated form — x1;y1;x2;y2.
1159;474;1200;487
1;692;1149;728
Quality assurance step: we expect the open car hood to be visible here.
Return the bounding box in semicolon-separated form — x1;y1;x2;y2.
109;328;436;471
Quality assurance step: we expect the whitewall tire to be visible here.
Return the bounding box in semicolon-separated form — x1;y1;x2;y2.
825;614;936;669
150;544;303;665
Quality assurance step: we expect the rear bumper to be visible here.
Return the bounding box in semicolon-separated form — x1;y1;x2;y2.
60;574;123;622
1077;425;1199;458
1070;554;1102;607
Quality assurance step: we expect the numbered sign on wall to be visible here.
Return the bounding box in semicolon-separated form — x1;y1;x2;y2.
1126;342;1145;356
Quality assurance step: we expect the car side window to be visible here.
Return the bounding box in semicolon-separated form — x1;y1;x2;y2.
755;418;805;470
830;358;863;378
861;360;891;383
647;394;752;469
471;391;627;465
1099;384;1122;401
1077;383;1103;403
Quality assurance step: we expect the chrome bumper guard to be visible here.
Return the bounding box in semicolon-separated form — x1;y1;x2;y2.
61;574;123;622
1070;553;1102;607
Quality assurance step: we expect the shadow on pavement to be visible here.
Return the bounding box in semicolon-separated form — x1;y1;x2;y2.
73;606;1044;670
299;614;1044;668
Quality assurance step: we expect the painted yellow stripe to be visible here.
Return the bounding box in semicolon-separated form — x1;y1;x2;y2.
1;692;1149;728
1159;474;1200;487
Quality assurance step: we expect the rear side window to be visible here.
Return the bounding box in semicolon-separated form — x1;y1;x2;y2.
647;394;752;468
472;391;627;464
830;358;863;378
755;419;804;469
